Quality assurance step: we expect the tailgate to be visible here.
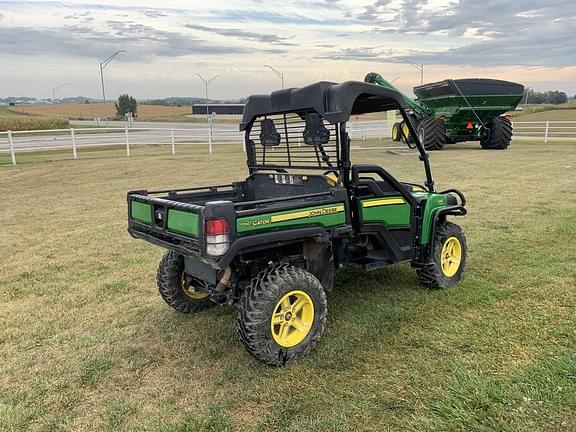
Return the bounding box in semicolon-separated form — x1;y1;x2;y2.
128;192;204;255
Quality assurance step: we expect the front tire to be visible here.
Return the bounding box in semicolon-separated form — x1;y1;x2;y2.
236;265;327;366
156;251;214;313
417;222;467;289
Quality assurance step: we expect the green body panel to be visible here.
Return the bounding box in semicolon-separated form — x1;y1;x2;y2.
421;94;523;135
418;193;449;244
167;209;200;237
236;203;346;235
131;201;152;225
360;198;411;227
358;193;449;245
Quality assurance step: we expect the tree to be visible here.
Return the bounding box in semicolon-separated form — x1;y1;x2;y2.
521;90;568;105
115;94;138;117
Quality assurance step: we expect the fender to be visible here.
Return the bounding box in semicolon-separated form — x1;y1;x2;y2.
414;205;466;265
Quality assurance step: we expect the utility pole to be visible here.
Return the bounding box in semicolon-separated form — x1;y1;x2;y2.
52;82;70;103
264;65;285;89
99;50;126;126
195;74;220;117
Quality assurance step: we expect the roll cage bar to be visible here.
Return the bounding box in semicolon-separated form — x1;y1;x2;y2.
240;80;435;192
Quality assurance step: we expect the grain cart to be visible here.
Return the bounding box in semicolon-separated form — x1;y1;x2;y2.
127;80;468;366
365;73;525;150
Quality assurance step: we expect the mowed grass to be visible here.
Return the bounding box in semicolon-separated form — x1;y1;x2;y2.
512;108;576;122
1;141;575;431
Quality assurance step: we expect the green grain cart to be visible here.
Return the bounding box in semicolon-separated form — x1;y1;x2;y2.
365;72;525;150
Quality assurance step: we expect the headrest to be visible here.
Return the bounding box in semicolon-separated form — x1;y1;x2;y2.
259;118;281;146
303;112;330;145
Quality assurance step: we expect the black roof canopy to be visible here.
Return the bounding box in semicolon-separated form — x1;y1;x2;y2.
240;80;407;131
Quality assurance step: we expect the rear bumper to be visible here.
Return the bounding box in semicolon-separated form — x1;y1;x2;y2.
128;224;201;256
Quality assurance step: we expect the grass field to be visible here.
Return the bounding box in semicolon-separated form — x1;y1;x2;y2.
2;104;241;123
512;108;576;122
10;103;192;120
1;141;575;431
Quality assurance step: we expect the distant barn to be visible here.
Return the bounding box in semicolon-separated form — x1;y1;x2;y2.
192;104;245;115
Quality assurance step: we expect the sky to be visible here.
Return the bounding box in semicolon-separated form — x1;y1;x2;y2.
0;0;575;100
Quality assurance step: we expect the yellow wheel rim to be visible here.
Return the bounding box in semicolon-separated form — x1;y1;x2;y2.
270;290;314;348
181;273;209;300
402;122;411;139
391;124;400;141
440;236;462;277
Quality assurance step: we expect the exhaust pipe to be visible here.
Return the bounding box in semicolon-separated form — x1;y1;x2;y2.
215;267;232;292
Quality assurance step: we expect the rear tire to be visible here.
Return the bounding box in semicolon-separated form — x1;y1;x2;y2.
481;116;512;150
418;117;446;151
156;251;214;313
417;222;467;289
236;265;327;366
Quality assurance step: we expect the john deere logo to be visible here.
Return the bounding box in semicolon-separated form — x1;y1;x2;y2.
239;218;271;227
238;204;345;231
309;207;340;217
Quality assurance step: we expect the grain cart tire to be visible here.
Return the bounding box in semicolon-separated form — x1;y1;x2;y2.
481;116;512;150
157;251;215;313
417;222;467;289
391;122;402;141
418;117;446;151
236;265;327;366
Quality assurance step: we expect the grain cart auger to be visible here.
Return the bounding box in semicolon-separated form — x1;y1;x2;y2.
365;72;525;150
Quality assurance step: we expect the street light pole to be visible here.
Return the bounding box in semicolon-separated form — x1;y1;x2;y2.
264;65;285;89
52;82;70;102
523;87;531;111
403;60;424;85
99;50;126;126
195;74;220;117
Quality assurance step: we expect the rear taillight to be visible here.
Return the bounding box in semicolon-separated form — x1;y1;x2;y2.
205;218;230;256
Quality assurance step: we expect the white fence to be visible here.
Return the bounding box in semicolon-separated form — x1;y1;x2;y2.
0;122;394;166
512;121;576;143
1;120;574;166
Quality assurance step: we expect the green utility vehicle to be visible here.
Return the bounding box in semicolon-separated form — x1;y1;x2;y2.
127;80;468;366
365;72;525;150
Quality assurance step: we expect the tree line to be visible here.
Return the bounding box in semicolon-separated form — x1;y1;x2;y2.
522;90;573;105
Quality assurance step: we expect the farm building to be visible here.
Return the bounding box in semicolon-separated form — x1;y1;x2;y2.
192;104;245;115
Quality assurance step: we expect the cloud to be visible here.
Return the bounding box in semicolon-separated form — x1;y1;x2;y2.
316;46;386;61
344;0;576;67
0;24;258;60
184;23;295;45
143;10;167;18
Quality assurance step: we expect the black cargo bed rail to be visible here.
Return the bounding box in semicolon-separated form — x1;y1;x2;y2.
129;183;235;196
128;194;205;213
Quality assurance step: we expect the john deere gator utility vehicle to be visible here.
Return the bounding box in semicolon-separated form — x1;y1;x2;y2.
127;80;468;366
365;72;524;150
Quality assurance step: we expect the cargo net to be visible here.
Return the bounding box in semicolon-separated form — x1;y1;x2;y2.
248;112;339;172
